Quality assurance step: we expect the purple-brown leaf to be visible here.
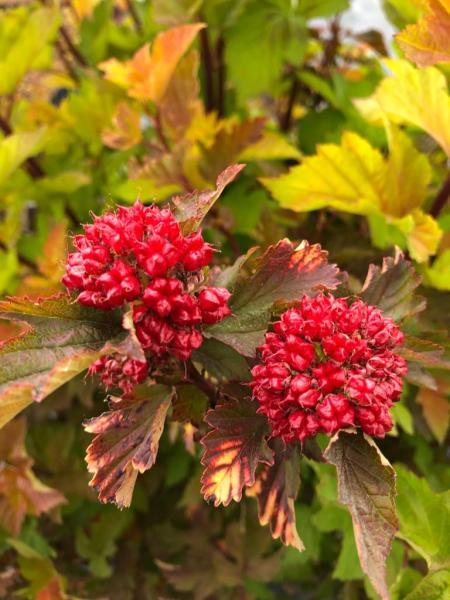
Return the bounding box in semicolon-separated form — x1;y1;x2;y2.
247;442;304;551
200;397;273;507
84;384;173;507
171;163;245;234
324;429;398;600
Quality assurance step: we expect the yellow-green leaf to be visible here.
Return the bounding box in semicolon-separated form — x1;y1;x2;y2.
0;129;46;188
0;7;60;95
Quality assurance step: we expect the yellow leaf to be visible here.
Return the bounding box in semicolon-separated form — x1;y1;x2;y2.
239;130;301;161
101;102;142;150
368;59;450;157
423;248;450;289
262;128;431;217
383;125;432;218
0;128;46;188
396;0;450;66
72;0;100;19
261;129;439;261
99;23;205;103
406;210;442;262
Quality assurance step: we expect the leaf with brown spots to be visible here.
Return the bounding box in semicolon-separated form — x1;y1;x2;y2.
324;429;398;600
247;441;304;551
0;418;65;536
84;384;173;507
200;397;273;507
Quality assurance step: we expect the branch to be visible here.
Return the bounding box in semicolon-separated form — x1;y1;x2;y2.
59;25;87;67
281;76;299;132
199;25;215;113
430;173;450;218
125;0;142;33
216;35;226;118
186;361;217;407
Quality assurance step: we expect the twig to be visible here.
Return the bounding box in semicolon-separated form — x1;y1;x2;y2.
187;361;217;407
216;35;226;118
59;25;87;67
281;76;299;132
199;25;215;112
125;0;142;33
153;110;170;152
0;240;37;271
430;173;450;218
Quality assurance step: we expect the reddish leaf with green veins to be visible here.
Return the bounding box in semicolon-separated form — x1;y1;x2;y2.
247;441;304;552
360;248;425;322
0;294;124;428
171;163;245;234
207;239;341;355
84;384;173;508
200;397;273;507
324;430;398;600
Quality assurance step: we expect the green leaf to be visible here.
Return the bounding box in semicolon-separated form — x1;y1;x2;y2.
84;384;173;508
0;129;46;188
395;464;450;570
192;338;251;382
324;430;398;600
207;239;340;356
173;384;208;425
200;397;273;507
224;0;307;103
0;7;60;95
360;248;425;321
0;294;123;429
403;570;450;600
248;442;304;552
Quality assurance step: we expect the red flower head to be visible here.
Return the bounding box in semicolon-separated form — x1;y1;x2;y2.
251;294;407;443
63;202;232;391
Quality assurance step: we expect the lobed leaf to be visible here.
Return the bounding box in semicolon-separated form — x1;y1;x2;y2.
366;59;450;158
207;239;340;355
247;442;304;552
99;23;205;103
0;294;123;428
360;248;425;321
200;397;273;507
171;163;245;234
192;338;251;383
84;385;173;508
324;430;398;600
0;418;65;536
396;0;450;67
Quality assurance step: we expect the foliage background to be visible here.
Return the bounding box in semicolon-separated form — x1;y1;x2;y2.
0;0;449;598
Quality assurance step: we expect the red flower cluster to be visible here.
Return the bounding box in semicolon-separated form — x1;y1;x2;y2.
251;294;407;442
88;354;148;395
63;202;231;390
